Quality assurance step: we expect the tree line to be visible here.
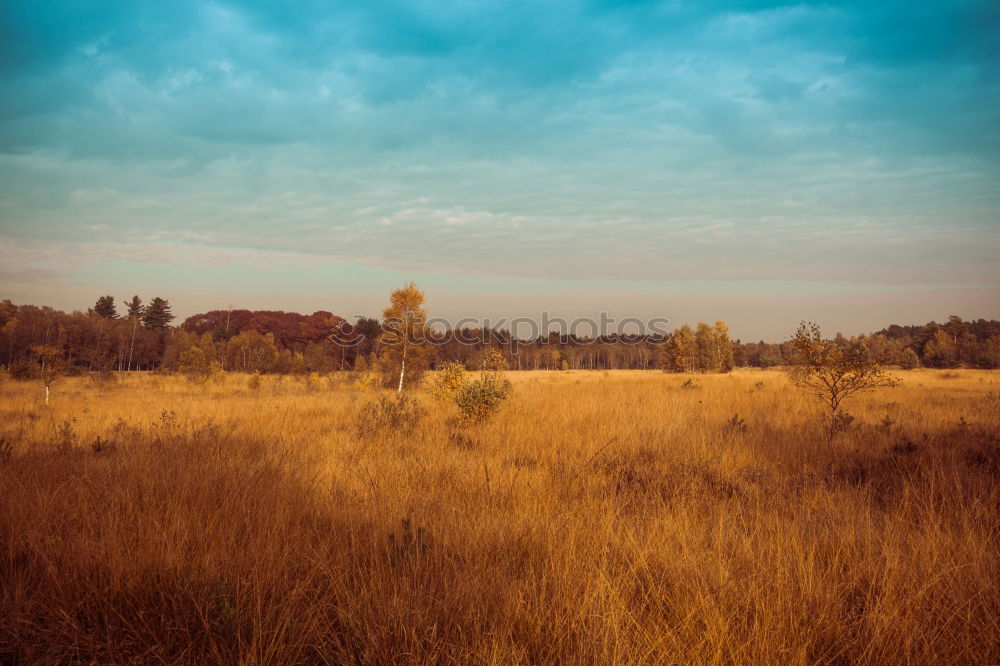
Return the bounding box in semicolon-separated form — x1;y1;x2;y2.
1;293;998;379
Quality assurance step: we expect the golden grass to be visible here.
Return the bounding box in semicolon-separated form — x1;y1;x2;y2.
1;368;998;664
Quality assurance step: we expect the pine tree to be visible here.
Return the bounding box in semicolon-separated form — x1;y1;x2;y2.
123;295;143;318
141;297;175;330
93;295;118;319
123;295;144;371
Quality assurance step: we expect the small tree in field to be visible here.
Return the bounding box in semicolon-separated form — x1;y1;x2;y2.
378;283;429;392
790;322;897;443
31;345;62;406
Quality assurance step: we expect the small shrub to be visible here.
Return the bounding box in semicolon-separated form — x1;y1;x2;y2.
681;378;699;390
153;409;179;440
56;418;78;451
724;413;748;434
307;371;322;391
89;370;118;389
248;370;263;391
453;350;512;425
831;411;855;435
454;374;512;425
354;371;378;392
388;517;429;565
428;362;466;402
90;436;115;454
0;437;11;463
356;394;425;437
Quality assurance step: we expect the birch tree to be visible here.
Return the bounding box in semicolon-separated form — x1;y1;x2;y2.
379;283;429;392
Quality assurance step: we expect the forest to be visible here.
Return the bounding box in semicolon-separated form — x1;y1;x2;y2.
1;296;998;377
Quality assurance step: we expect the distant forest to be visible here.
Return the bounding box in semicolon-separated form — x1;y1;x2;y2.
1;297;998;377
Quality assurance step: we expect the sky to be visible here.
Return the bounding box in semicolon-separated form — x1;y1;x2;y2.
1;0;998;340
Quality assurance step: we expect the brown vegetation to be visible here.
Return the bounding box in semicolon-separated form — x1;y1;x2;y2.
1;369;998;663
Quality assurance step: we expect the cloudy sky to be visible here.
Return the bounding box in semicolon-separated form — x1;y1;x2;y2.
1;0;998;340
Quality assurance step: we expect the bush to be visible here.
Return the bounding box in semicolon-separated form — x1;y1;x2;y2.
899;348;920;370
8;359;39;380
306;371;322;391
454;375;513;425
248;370;263;391
453;351;512;425
354;371;379;391
89;370;118;389
428;362;466;402
356;394;425;437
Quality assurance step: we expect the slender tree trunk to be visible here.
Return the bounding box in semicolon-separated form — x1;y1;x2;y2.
127;316;138;371
397;344;407;392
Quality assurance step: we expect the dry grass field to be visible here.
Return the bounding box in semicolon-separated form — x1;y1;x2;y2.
1;368;998;664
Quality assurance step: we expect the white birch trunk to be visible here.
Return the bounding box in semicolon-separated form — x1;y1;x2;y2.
397;355;406;392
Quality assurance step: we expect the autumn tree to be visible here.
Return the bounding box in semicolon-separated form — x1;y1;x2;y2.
790;322;897;443
120;295;144;371
695;322;720;372
378;283;429;391
666;324;697;372
899;347;920;370
922;329;959;368
93;295;118;319
224;330;279;372
31;344;62;405
176;331;221;381
714;321;735;372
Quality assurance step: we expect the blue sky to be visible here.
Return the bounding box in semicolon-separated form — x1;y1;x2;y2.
1;0;998;339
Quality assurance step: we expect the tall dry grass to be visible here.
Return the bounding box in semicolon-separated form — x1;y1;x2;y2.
1;368;998;664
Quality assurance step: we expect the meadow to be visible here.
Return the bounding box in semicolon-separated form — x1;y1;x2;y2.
1;368;998;664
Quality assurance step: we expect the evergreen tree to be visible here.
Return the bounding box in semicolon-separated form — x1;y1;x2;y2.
93;295;118;319
141;297;175;330
124;295;144;318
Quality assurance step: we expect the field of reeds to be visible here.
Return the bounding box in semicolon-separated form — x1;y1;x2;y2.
1;368;998;664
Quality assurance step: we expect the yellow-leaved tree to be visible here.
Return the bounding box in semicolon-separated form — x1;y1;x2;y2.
378;283;430;392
